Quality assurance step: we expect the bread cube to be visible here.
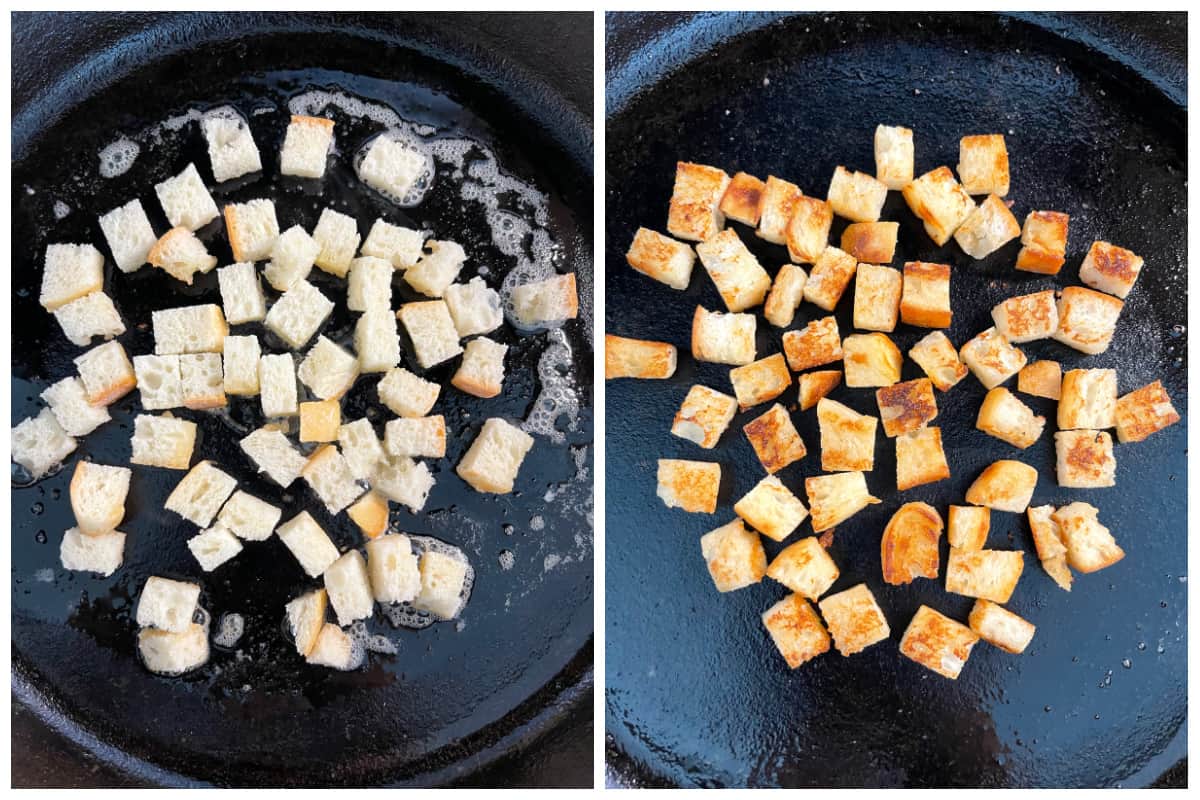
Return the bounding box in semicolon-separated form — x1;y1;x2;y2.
138;624;210;675
1053;502;1124;573
842;333;902;388
756;175;803;245
1053;286;1123;355
372;456;435;511
217;490;281;541
992;290;1058;344
827;165;888;223
299;399;341;443
667;161;731;242
202;115;262;182
900;261;952;328
398;300;463;369
740;403;805;473
762;264;807;328
955;194;1020;259
895;426;950;491
414;550;470;619
69;461;130;536
762;594;831;668
280;114;334;178
358;135;428;202
11;409;76;480
733;474;808;541
131;414;196;470
875;378;937;437
264;225;320;291
53;291;126;347
604;335;677;380
165;460;237;526
964;459;1038;513
306;623;358;670
818;583;890;656
311;207;361;277
695;228;772;311
957;134;1009;196
874;124;914;189
60;527;125;577
302;444;365;515
215;262;266;325
798;370;841;411
908;331;967;392
355;309;402;373
1055;430;1116;488
265;279;334;350
338;418;387;482
405;240;466;298
240;427;306;487
41;377;110;437
1016;210;1069;274
384;415;446;459
511;273;579;326
179;353;226;410
657;459;721;514
39;243;104;312
444;276;503;337
297;336;359;400
452;337;507;398
841;221;899;266
74;340;136;405
782;315;842;372
1017;360;1061;400
899;605;978;679
325;550;374;626
132;355;182;410
99;199;157;273
148;227;219;285
625;227;696;290
152;304;228;355
136;576;201;633
377;367;440;418
222;335;261;396
1115;380;1180;443
456;417;534;494
719;171;765;226
691;305;756;366
803;246;858;312
154;163;218;231
976;387;1045;448
805;471;880;532
699;519;766;592
346;256;394;313
1058;368;1116;430
258;353;299;418
187;524;244;571
223;198;279;263
349;491;390;540
960;327;1026;389
949;505;990;551
366;534;421;603
672;384;738;449
902;166;975;245
361;219;426;270
817;398;877;472
880;502;942;585
285;589;327;657
785;195;833;264
767;536;839;599
1079;239;1144;299
1027;504;1067;563
946;548;1024;603
277;511;340;577
969;599;1035;654
729;353;791;410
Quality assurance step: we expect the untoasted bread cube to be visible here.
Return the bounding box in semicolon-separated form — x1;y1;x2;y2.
347;256;394;313
187;524;244;571
222;335;261;396
1053;502;1124;573
132;355;182;410
762;594;831;668
895;426;950;491
699;519;766;592
949;505;990;551
818;398;877;472
444;277;503;338
99;199;157;273
131;414;196;470
202;115;262;182
136;576;201;633
41;377;110;437
955;194;1020;259
1115;380;1180;443
53;291;126;347
372;456;435;511
969;599;1035;654
277;511;340;577
852;263;902;333
1058;368;1116;430
355;309;402;374
818;583;890;656
965;459;1037;513
908;331;967;393
311;207;360;278
767;536;839;599
691;305;756;366
756;175;803;245
827;165;888;223
405;240;466;298
361;219;426;270
626;227;696;290
264;225;319;291
993;290;1058;344
398;300;463;369
729;353;791;410
1053;286;1123;355
358;135;428;202
297;336;359;401
900;261;952;329
377;367;440;418
976;387;1045;448
657;459;721;514
904;167;974;244
874;124;914;189
798;370;841;411
785;195;834;264
511;273;579;326
223;198;279;263
338;418;387;482
695;228;772;312
604;335;677;380
1016;210;1069;274
1079;239;1144;299
1017;360;1061;400
763;265;807;328
60;527;125;576
960;328;1026;389
302;445;365;514
667;161;731;242
217;490;281;541
154;163;218;231
946;548;1024;603
875;379;937;438
349;491;390;540
384;415;446;459
881;502;942;585
258;353;298;418
803;246;858;312
672;385;738;449
11;409;76;480
899;605;978;679
457;418;534;494
307;623;358;670
138;624;210;675
148;227;218;284
70;461;130;536
743;403;807;473
285;589;327;657
165;460;237;526
280;114;334;178
734;474;808;541
325;550;374;626
366;533;421;603
414;550;470;619
179;353;226;410
719;171;765;226
782;315;842;372
74;340;136;405
152;304;228;355
958;134;1009;196
451;336;508;398
1055;430;1116;488
841;221;899;265
216;262;267;325
300;399;341;443
240;427;306;487
265;279;334;350
842;333;901;388
806;471;880;532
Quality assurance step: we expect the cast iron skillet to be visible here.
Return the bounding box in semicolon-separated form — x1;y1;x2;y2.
605;12;1185;789
11;11;593;787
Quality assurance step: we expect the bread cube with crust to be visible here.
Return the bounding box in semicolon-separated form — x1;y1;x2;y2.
361;219;426;270
960;328;1026;389
240;426;306;486
899;605;979;679
325;550;374;626
346;256;394;313
908;331;967;391
202;115;262;182
895;426;950;491
803;246;858;312
444;277;503;338
992;290;1058;343
1053;286;1123;355
366;534;421;603
785;196;833;264
969;599;1036;654
217;262;267;325
1017;360;1061;400
299;399;341;443
302;444;366;515
1058;368;1116;430
348;491;390;540
384;415;446;459
398;300;463;370
842;221;899;265
222;335;260;396
734;475;808;541
452;337;507;399
187;524;244;571
806;471;880;532
1115;380;1181;443
405;240;466;298
818;583;890;656
136;576;201;633
818;398;877;472
729;353;791;410
259;353;299;418
285;588;327;657
626;227;696;290
372;456;435;511
457;418;534;494
719;171;765;226
768;536;839;599
11;409;77;480
131;414;196;470
605;335;677;380
756;175;803;245
277;511;339;578
265;279;334;350
148;227;218;284
1027;505;1067;563
53;291;126;347
297;336;359;400
179;353;227;410
153;304;228;356
1055;430;1116;488
946;548;1024;603
691;305;756;366
799;370;842;411
827;165;888;223
902;166;975;245
672;385;737;449
280;114;334;178
99;199;157;273
42;377;110;437
958;134;1009;196
164;460;237;527
1016;210;1070;274
74;341;136;405
311;207;360;277
511;273;579;326
224;198;279;263
955;194;1020;259
743;403;807;473
60;527;125;577
306;623;358;670
667;161;731;242
876;378;937;437
881;502;942;585
1053;502;1124;573
133;354;183;410
976;387;1045;448
264;225;319;291
874;124;914;189
949;505;990;551
377;367;440;418
900;261;952;328
217;490;281;541
842;333;902;388
699;519;766;592
154;163;218;231
762;594;831;668
70;461;131;536
965;459;1037;513
695;228;772;311
657;459;720;514
782;315;842;372
1078;240;1144;299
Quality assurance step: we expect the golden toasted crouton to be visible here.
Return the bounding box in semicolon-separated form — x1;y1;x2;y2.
1053;286;1123;355
805;471;880;532
1027;505;1066;562
1058;368;1116;430
874;124;914;189
671;384;738;449
767;536;840;599
954;194;1020;259
976;387;1045;449
895;426;950;491
734;474;809;541
1015;210;1069;274
763;264;808;328
876;378;937;437
695;228;773;311
799;370;842;411
945;548;1024;603
743;403;808;474
625;227;696;290
881;502;942;585
1115;380;1181;443
960;327;1027;389
902;166;974;245
827;165;888;223
842;333;902;388
899;605;979;679
958;134;1009;195
656;459;721;513
818;583;890;656
817;398;877;472
786;196;834;264
803;246;858;312
782;315;842;372
853;263;902;332
605;334;678;380
730;353;792;410
691;305;757;365
1055;430;1116;488
719;171;766;226
1052;502;1124;573
757;175;804;245
1078;240;1143;299
992;290;1059;343
667;162;731;242
949;505;990;551
900;261;952;329
841;221;899;265
965;459;1038;513
699;519;766;592
969;599;1036;654
908;331;968;391
1017;360;1062;400
762;594;831;668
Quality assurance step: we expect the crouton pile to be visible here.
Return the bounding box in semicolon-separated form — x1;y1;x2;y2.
614;126;1180;678
14;109;578;674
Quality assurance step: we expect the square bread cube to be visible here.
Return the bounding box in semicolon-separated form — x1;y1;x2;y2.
133;355;183;410
782;315;842;372
258;353;299;418
277;511;340;577
692;305;756;366
900;261;952;328
719;171;766;226
347;256;394;313
297;336;359;400
875;378;937;437
40;243;104;312
699;519;767;593
223;198;279;263
992;290;1058;343
818;397;877;472
895;426;950;491
366;534;421;603
355;309;402;373
899;605;979;679
957;134;1009;195
338;418;386;482
605;335;677;380
240;427;306;486
743;403;807;473
285;589;327;657
11;409;77;480
456;418;534;494
444;276;504;338
960;327;1027;389
1017;360;1061;400
799;370;842;411
165;460;237;527
954;194;1020;259
764;264;808;328
60;527;125;577
138;624;210;675
41;377;110;437
74;340;136;406
626;227;696;290
280;114;334;178
325;551;374;626
818;583;890;656
452;337;507;398
264;225;319;291
405;240;466;298
398;300;463;369
361;219;426;270
902;166;975;245
358;135;428;201
756;175;803;245
729;353;791;410
384;415;446;459
827;165;888;223
1016;210;1070;274
302;445;365;514
99;199;157;273
842;333;901;388
976;387;1045;448
969;599;1036;654
217;490;281;541
136;576;201;633
372;456;435;511
1115;380;1180;443
511;273;579;326
1053;502;1124;573
965;459;1038;513
762;594;831;668
733;474;808;541
148;227;218;285
1079;240;1143;299
311;207;361;277
667;161;731;242
414;550;470;619
179;353;227;410
785;196;833;264
187;524;244;571
222;335;261;396
130;414;196;470
217;262;267;325
1058;368;1116;430
349;490;390;540
152;304;228;355
69;461;130;536
306;623;357;670
806;471;880;532
657;459;721;514
154;163;218;231
265;279;334;350
1055;430;1116;488
949;505;990;551
767;537;839;599
671;384;738;449
377;367;440;418
803;246;858;312
695;228;772;312
1053;286;1123;355
853;263;902;333
908;331;967;391
880;501;943;585
945;548;1024;603
53;291;126;347
300;399;341;443
202;115;262;182
841;221;899;265
874;124;914;189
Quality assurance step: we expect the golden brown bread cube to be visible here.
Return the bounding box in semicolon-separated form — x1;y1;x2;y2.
806;471;880;532
853;263;902;332
819;583;891;656
908;331;968;391
798;370;842;411
743;403;808;474
1078;240;1143;299
699;519;767;592
1052;502;1124;574
767;536;840;599
1017;360;1062;400
786;196;834;265
803;246;858;312
734;474;809;542
1015;210;1069;274
900;261;952;329
757;175;804;245
960;327;1027;389
842;333;902;388
729;353;792;410
719;171;766;226
895;426;950;491
902;166;974;246
782;315;843;372
671;384;738;449
1058;368;1116;430
874;124;914;189
881;502;942;585
605;334;678;380
625;227;696;290
975;387;1045;449
957;134;1010;196
969;599;1036;654
1053;286;1123;355
945;548;1025;603
656;459;721;514
1027;505;1067;562
842;221;899;265
763;264;808;328
949;505;990;551
875;378;937;438
817;398;877;472
1055;430;1116;488
762;594;831;668
695;228;773;312
691;305;757;366
954;194;1020;259
1115;380;1180;443
992;290;1059;343
827;165;888;223
964;459;1038;513
899;605;979;679
667;162;731;242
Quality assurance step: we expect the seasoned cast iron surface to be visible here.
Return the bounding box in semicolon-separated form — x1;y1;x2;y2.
605;12;1185;788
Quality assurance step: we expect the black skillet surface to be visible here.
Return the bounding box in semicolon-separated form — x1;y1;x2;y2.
605;12;1186;788
11;12;593;787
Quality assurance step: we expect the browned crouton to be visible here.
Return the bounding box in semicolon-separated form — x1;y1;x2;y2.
843;333;902;388
1053;286;1123;355
900;261;952;328
1055;430;1116;488
734;474;809;542
874;124;914;189
881;502;942;585
899;605;979;679
842;222;899;265
757;175;803;245
1052;502;1124;573
895;427;950;491
827;165;888;223
798;370;842;411
902;166;974;245
969;599;1036;654
719;171;766;226
945;548;1025;603
957;134;1009;196
605;334;677;380
657;459;721;514
908;331;967;391
960;328;1027;389
782;315;842;372
762;594;831;668
954;194;1020;259
949;505;990;551
803;246;858;312
976;387;1046;449
964;459;1038;513
1015;210;1069;274
625;227;696;290
671;384;738;449
876;378;937;437
992;290;1059;343
817;397;877;472
805;472;880;532
667;162;730;242
1017;360;1062;400
729;353;792;410
1115;380;1181;443
695;228;773;311
743;403;807;474
700;519;766;592
1058;368;1116;430
853;263;902;332
786;196;833;264
763;264;808;328
1078;240;1143;299
818;583;891;656
691;305;757;365
767;536;840;599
